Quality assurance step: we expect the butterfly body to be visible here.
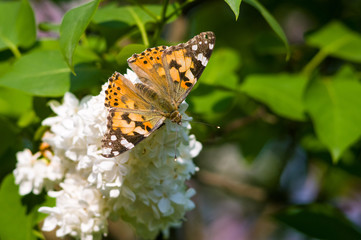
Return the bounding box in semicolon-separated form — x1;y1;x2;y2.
102;32;215;158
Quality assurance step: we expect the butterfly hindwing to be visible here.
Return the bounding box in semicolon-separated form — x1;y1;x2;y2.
102;108;165;157
102;72;165;157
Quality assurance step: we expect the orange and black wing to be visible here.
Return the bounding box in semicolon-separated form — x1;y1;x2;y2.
127;46;176;108
162;31;215;104
102;72;165;158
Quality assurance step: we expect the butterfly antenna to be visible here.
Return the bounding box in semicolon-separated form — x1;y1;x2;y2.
190;120;221;129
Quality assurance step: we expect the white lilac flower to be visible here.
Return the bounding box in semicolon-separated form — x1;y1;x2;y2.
42;92;87;163
111;101;201;238
15;69;201;240
39;174;109;240
13;148;63;195
42;86;129;194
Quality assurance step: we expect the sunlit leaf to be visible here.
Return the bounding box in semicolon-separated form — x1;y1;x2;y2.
59;0;101;72
275;204;361;240
241;73;307;121
93;4;179;26
0;50;70;96
201;48;241;90
0;0;36;52
189;84;235;117
0;87;32;117
304;68;361;162
306;21;361;63
224;0;242;20
0;174;36;240
244;0;290;59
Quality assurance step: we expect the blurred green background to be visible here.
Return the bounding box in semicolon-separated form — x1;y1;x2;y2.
2;0;361;239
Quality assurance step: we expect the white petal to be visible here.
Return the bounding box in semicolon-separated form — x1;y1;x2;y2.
185;188;196;198
170;192;185;204
109;189;120;198
158;198;172;214
98;161;115;171
19;181;32;195
42;216;58;231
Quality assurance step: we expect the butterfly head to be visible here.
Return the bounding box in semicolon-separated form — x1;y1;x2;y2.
169;110;182;125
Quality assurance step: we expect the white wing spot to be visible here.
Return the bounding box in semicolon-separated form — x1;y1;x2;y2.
111;135;117;141
192;45;198;50
209;44;214;50
120;137;135;150
197;53;208;66
205;40;208;44
103;147;112;155
108;142;112;146
113;151;120;156
201;57;208;66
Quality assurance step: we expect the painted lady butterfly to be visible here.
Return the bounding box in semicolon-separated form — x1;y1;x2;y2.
102;32;215;158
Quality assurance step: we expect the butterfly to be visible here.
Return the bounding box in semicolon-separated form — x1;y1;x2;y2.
102;31;215;158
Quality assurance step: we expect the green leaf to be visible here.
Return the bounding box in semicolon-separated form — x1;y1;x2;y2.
0;174;36;240
116;44;147;65
0;61;11;78
306;21;361;63
241;73;307;121
93;4;178;26
0;87;32;117
0;50;70;97
0;0;36;55
70;63;109;92
244;0;290;60
224;0;242;20
59;0;101;72
201;48;241;90
275;204;361;240
189;84;235;117
304;71;361;162
38;22;60;33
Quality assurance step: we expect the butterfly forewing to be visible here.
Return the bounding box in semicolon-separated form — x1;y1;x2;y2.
127;46;174;106
162;31;215;104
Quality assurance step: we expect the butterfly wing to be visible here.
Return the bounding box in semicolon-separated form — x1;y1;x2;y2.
127;46;176;108
102;72;165;158
102;32;216;157
162;31;215;104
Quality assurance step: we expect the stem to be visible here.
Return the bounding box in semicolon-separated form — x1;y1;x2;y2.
127;6;149;47
0;35;21;58
164;0;194;23
152;0;170;45
302;49;328;77
126;0;159;21
302;35;353;77
161;0;170;21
